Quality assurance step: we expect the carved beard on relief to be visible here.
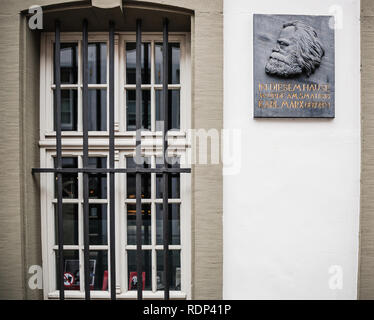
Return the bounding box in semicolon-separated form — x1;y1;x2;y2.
265;51;302;77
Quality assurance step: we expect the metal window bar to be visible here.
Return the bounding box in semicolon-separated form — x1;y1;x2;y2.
54;19;64;301
162;18;170;300
32;18;191;301
135;18;143;300
82;19;90;300
109;21;116;300
33;168;191;174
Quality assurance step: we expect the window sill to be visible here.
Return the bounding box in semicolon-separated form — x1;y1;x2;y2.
47;290;187;300
40;132;190;149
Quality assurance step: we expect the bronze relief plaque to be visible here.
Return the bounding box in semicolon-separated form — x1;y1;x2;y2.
253;14;335;118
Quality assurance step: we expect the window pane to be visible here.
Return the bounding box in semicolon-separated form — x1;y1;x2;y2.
156;204;180;245
88;89;107;131
156;157;180;199
54;157;78;199
88;43;107;84
155;43;180;84
54;89;78;131
88;157;107;199
89;204;107;245
127;204;151;245
156;90;180;130
127;250;152;290
54;43;78;84
126;157;151;199
156;250;181;291
89;250;108;291
126;43;151;84
56;250;80;290
126;90;151;131
54;204;78;245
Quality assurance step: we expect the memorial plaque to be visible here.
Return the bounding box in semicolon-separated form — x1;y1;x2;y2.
253;14;335;118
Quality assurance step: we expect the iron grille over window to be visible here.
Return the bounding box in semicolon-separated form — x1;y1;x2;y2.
33;18;191;300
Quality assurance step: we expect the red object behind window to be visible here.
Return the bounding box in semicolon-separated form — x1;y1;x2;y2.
102;270;108;291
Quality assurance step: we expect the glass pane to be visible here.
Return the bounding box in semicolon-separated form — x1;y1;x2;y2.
156;250;181;291
54;43;78;84
126;43;151;84
88;43;107;84
54;89;78;131
56;250;80;290
126;157;151;199
89;250;108;291
127;204;151;245
127;250;152;290
155;43;180;84
156;90;180;130
156;157;180;199
156;204;180;245
89;204;107;245
54;157;78;199
126;90;151;131
88;157;107;199
88;89;107;131
54;204;78;245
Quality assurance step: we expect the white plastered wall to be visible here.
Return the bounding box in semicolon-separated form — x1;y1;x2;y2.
223;0;360;299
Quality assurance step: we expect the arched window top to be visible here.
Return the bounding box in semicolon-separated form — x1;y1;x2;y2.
24;1;192;32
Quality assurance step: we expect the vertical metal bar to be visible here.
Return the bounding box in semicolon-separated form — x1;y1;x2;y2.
162;18;170;300
55;20;64;300
136;18;143;300
144;43;149;128
97;43;101;86
82;19;90;300
109;21;116;300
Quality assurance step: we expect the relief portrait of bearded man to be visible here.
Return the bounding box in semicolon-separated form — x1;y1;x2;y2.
265;21;325;78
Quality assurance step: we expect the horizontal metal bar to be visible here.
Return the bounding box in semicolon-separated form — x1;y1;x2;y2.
32;168;191;174
123;84;181;89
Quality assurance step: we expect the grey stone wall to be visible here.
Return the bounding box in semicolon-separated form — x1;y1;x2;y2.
359;0;374;300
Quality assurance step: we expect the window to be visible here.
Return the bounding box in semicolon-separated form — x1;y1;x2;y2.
39;31;191;299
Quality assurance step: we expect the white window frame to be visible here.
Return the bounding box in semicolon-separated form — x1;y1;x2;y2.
39;31;191;300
